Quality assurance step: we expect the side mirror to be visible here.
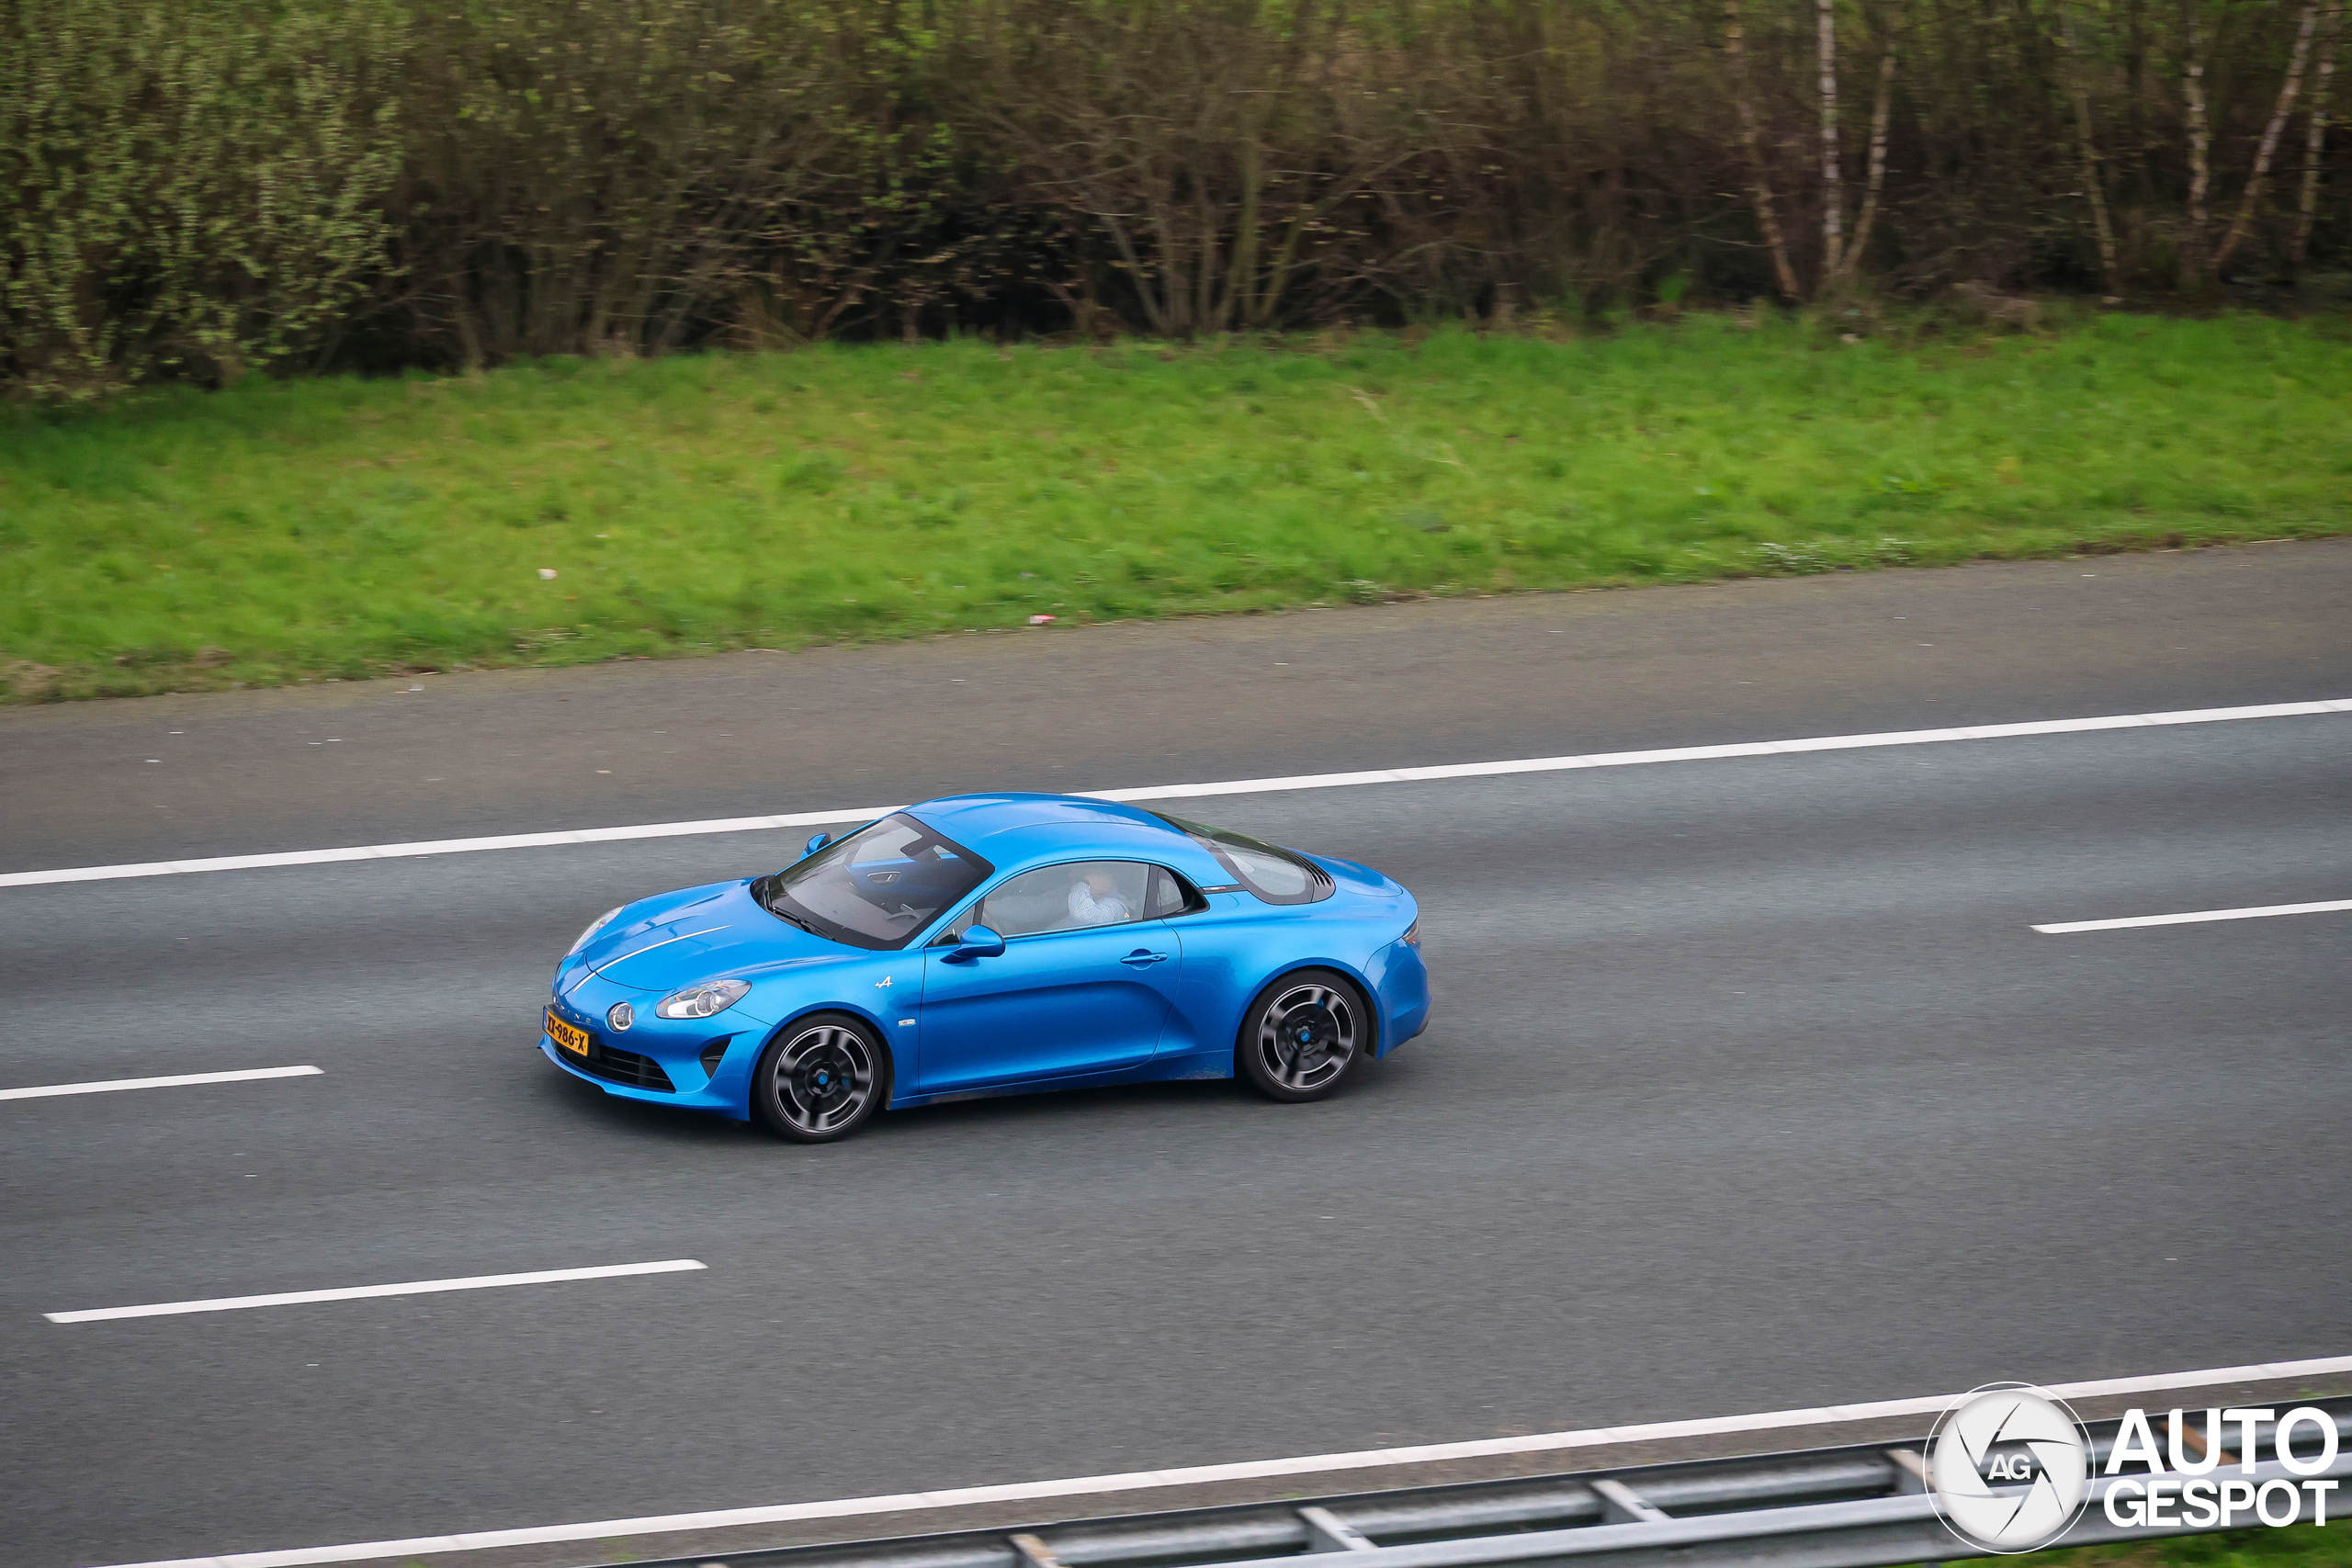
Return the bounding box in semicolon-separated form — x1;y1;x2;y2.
945;925;1005;963
804;831;831;857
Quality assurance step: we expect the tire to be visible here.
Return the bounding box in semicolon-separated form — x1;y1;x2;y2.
752;1012;888;1143
1237;969;1371;1103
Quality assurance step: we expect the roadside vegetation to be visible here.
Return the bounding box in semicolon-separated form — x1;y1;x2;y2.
4;312;2349;700
6;0;2349;400
2002;1520;2351;1568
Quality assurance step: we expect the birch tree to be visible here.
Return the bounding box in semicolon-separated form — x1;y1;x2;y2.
2182;0;2213;273
1724;0;1802;299
1816;0;1844;276
2212;0;2321;274
1833;1;1903;287
2057;1;2122;291
2291;0;2344;269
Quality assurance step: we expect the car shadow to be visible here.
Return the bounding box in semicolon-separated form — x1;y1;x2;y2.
523;1044;1424;1149
525;1061;753;1145
857;1049;1425;1144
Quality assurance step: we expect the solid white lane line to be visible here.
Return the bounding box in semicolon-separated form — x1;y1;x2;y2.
6;696;2347;892
0;1065;322;1102
2035;897;2352;934
0;807;904;891
92;1352;2352;1568
44;1259;705;1325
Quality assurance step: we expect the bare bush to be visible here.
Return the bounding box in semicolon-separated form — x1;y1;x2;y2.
4;0;2347;393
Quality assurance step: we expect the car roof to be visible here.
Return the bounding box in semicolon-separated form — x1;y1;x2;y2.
908;792;1172;840
903;793;1227;881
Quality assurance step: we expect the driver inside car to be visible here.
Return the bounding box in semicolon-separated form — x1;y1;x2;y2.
1065;867;1134;927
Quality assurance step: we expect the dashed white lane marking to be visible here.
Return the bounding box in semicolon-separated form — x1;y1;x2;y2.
44;1259;706;1324
2034;897;2352;934
5;696;2346;891
0;1065;322;1102
92;1351;2352;1568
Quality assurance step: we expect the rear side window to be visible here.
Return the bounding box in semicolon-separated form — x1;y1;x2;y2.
1147;813;1334;906
1148;865;1204;917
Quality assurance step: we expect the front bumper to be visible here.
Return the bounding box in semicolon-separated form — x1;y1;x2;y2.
541;970;759;1118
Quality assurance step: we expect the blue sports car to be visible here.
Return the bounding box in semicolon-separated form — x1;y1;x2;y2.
541;793;1429;1141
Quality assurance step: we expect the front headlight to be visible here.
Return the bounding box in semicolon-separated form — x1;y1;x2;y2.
568;906;624;956
657;978;751;1020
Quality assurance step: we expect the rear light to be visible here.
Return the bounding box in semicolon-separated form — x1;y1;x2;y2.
1400;919;1420;948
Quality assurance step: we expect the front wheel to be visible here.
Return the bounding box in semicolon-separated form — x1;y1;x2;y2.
752;1013;887;1142
1238;969;1371;1103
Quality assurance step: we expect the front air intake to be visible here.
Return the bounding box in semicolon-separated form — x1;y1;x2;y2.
570;1036;676;1093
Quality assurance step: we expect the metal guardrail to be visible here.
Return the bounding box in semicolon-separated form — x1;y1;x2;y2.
599;1401;2352;1568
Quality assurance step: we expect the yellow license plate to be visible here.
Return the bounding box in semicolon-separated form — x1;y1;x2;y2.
546;1009;591;1056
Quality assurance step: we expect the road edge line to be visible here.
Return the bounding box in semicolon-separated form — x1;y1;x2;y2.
11;699;2348;892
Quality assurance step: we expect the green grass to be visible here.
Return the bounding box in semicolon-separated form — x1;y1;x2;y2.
1966;1521;2352;1568
5;311;2350;700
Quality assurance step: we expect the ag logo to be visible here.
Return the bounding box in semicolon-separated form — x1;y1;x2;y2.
1926;1383;2092;1552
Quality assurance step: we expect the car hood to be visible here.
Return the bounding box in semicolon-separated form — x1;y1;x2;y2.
567;880;848;994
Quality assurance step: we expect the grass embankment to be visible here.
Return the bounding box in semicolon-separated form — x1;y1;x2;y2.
2000;1522;2352;1568
4;313;2349;701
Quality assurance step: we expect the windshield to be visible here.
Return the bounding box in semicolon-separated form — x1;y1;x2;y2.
755;814;992;950
1147;812;1333;906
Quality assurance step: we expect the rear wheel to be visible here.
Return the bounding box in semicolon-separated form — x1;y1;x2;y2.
1238;970;1370;1103
752;1013;887;1142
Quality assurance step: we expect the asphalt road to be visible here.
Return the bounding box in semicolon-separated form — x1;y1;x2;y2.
7;539;2351;874
2;547;2348;1568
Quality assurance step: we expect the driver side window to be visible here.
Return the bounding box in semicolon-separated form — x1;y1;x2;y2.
944;861;1153;941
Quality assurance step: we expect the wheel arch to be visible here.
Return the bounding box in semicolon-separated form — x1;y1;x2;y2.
752;1002;900;1111
1229;959;1384;1070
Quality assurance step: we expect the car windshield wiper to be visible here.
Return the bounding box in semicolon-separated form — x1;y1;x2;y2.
768;903;820;936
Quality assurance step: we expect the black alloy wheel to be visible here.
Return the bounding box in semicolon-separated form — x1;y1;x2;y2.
1238;969;1368;1102
752;1013;886;1142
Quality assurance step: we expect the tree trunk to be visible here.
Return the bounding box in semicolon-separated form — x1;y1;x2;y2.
2058;2;2122;291
1140;176;1191;335
2182;0;2213;274
2214;2;2321;274
1724;0;1804;299
1818;0;1845;279
1229;116;1262;330
1838;6;1902;283
1095;203;1171;338
2291;1;2344;271
2125;0;2152;187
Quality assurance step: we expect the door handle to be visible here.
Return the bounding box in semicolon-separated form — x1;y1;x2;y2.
1121;949;1170;967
